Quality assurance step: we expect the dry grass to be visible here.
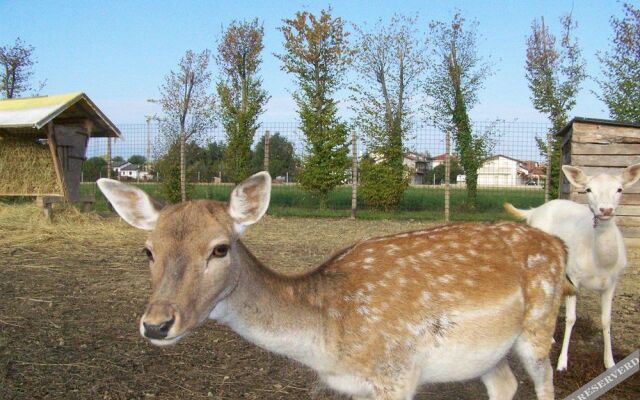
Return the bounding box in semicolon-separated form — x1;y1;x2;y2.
0;204;638;399
0;137;62;195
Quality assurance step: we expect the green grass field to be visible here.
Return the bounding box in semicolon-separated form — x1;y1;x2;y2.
77;182;544;221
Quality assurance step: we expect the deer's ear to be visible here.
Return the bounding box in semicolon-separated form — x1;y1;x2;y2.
562;165;589;188
622;163;640;188
97;179;160;230
228;171;271;234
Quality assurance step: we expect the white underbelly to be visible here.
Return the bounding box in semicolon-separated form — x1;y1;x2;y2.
418;334;518;382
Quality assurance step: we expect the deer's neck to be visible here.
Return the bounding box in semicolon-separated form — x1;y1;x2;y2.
209;241;335;370
592;218;624;267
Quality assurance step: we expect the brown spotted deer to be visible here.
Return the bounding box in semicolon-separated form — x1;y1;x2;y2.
98;172;567;400
505;163;640;372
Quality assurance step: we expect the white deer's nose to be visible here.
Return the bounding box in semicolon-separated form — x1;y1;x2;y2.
599;207;614;217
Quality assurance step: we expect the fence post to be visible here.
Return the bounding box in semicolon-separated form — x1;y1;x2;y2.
263;130;270;173
107;138;112;179
351;130;358;220
444;128;451;223
545;131;551;203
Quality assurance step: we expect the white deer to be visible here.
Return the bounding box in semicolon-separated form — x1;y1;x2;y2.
98;172;567;400
505;163;640;371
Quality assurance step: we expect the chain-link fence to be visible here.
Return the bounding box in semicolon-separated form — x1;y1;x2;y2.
82;120;551;216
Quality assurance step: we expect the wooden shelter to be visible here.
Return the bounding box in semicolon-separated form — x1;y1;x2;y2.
557;117;640;241
0;92;121;209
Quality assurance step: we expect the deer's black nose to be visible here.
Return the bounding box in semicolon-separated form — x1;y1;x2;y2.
143;317;175;339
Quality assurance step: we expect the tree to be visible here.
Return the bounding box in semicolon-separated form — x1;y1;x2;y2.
426;159;463;185
127;155;147;166
597;3;640;123
276;9;351;207
525;14;586;199
156;49;216;201
112;156;125;163
423;13;493;210
351;15;425;210
82;157;109;182
251;133;300;179
217;19;270;183
0;38;45;98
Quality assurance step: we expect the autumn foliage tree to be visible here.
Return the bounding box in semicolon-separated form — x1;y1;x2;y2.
217;19;270;183
525;14;586;199
277;9;351;206
351;15;426;210
597;3;640;123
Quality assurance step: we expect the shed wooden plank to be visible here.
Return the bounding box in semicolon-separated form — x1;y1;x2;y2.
617;205;640;215
572;122;640;143
572;143;640;155
616;216;640;227
619;225;640;237
571;154;640;167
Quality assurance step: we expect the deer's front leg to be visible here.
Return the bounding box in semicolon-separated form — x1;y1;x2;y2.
601;284;617;369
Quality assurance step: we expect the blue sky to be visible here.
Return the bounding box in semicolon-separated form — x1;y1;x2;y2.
0;0;630;124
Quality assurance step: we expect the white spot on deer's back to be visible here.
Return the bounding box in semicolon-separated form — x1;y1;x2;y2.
438;274;455;284
527;254;547;269
419;250;433;258
540;280;553;296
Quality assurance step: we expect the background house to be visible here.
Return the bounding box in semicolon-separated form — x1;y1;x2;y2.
403;152;431;184
476;155;528;186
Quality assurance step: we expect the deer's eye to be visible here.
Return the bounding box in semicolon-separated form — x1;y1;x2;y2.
211;244;229;258
617;188;623;193
143;248;154;262
585;188;591;193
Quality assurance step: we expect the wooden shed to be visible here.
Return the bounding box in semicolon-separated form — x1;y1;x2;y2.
0;92;121;206
557;117;640;242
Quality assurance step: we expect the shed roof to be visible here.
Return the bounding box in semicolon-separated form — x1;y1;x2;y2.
0;92;121;138
556;117;640;137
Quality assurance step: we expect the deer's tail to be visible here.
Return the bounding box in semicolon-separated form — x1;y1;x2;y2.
503;202;531;220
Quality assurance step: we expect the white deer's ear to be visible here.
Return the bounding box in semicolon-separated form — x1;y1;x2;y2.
228;171;271;234
622;163;640;188
562;165;589;188
97;179;160;230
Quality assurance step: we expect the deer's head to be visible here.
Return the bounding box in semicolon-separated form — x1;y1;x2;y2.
562;163;640;220
98;172;271;346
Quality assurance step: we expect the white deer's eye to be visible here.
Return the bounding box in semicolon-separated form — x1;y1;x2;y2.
617;188;623;193
585;188;591;193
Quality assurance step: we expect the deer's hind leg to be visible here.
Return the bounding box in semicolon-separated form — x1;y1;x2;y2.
481;358;518;400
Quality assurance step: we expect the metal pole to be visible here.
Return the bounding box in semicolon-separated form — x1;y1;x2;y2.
351;130;358;220
263;130;270;173
145;116;151;169
444;128;451;223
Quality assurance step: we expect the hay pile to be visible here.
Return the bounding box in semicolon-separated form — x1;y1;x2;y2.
0;136;62;195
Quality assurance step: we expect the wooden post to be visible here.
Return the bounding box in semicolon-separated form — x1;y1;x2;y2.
444;128;451;223
263;130;270;173
107;137;112;179
46;123;66;199
351;130;358;220
545;131;551;203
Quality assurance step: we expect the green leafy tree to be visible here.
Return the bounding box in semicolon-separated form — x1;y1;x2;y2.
111;156;124;163
424;13;493;210
217;19;270;183
251;133;300;179
597;3;640;123
82;157;109;182
0;38;45;98
525;14;586;199
351;15;425;210
276;9;351;207
426;159;463;185
156;49;216;201
127;155;147;166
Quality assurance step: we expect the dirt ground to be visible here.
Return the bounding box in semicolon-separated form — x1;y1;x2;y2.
0;204;638;399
